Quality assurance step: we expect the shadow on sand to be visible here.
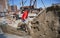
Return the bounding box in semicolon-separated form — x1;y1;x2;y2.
0;34;6;38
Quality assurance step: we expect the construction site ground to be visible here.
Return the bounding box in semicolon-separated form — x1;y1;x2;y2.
0;8;60;38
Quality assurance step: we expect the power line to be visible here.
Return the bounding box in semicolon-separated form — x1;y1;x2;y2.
33;0;37;8
41;0;46;8
24;0;28;5
30;0;31;6
10;0;14;5
22;0;24;7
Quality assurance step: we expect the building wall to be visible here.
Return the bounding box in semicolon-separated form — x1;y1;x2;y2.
8;6;11;12
0;0;7;12
8;5;17;12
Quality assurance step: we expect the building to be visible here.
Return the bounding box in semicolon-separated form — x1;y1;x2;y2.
0;0;8;12
8;5;17;12
53;3;60;6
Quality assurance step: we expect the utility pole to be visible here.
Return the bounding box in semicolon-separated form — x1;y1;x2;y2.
29;0;37;13
30;0;32;6
21;0;24;7
33;0;37;8
20;0;24;13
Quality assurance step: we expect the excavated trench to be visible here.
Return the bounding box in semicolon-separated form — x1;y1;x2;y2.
0;9;60;38
30;9;60;38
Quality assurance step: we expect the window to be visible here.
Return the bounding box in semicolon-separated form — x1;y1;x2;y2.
0;4;3;12
11;6;14;12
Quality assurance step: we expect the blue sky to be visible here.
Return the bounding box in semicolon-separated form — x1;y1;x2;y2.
9;0;60;9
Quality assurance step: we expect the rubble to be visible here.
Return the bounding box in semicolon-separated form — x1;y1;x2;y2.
0;7;60;38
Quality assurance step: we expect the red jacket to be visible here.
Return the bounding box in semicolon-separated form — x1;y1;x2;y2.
22;10;29;20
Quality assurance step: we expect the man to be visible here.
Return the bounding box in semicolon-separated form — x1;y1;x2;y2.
21;9;29;22
19;9;29;32
21;10;34;34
